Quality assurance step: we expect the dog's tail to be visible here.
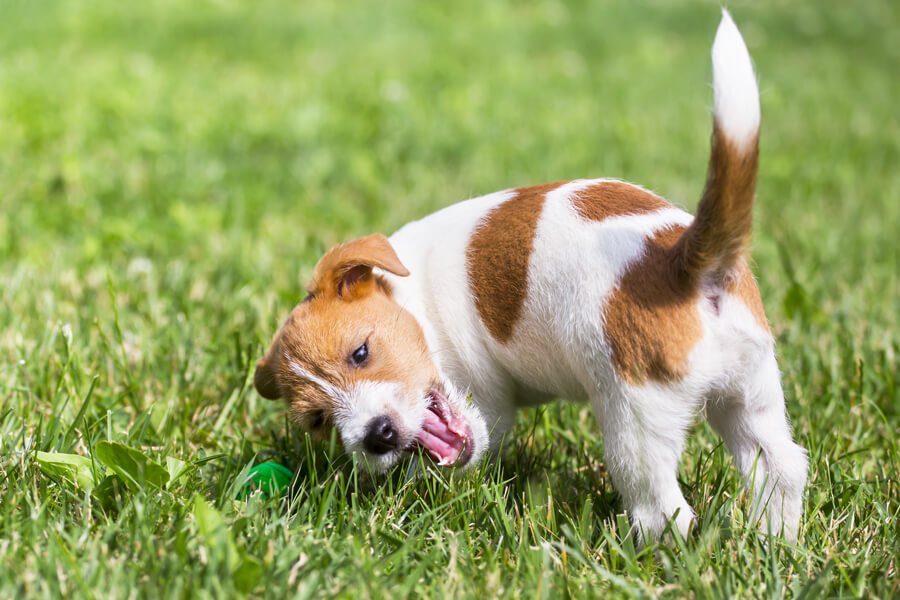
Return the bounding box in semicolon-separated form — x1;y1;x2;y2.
671;10;760;286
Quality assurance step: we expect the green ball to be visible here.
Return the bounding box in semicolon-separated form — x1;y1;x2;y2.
239;462;293;499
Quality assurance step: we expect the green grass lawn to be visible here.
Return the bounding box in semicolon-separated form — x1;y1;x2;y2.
2;0;898;597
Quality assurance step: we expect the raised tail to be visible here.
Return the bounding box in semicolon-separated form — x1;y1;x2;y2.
671;9;760;286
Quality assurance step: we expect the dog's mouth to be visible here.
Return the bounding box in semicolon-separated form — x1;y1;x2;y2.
409;389;473;467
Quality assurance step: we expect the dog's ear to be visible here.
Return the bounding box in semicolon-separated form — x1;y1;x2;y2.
254;332;283;400
309;233;409;299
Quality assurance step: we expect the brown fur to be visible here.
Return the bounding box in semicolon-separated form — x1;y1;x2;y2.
254;236;436;437
670;122;759;286
466;181;568;343
731;258;769;331
603;225;703;383
572;180;669;221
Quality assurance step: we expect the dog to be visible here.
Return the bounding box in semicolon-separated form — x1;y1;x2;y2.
253;10;808;546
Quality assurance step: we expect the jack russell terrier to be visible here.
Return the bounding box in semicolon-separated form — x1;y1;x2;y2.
254;10;808;545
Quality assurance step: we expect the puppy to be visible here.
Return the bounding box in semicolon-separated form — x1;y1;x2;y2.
254;11;807;545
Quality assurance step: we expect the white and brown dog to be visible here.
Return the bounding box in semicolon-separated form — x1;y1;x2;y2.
254;11;807;545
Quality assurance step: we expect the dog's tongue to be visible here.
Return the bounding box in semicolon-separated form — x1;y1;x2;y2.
415;407;466;466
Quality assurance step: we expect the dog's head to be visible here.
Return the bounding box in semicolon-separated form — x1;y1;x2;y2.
254;233;488;473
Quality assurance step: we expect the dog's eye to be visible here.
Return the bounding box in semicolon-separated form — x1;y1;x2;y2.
350;342;369;366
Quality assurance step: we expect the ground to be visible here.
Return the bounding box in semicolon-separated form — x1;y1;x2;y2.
1;0;898;597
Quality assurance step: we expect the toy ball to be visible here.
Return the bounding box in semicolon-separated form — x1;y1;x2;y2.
238;462;293;499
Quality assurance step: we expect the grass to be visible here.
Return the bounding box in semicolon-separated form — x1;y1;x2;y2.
1;0;898;597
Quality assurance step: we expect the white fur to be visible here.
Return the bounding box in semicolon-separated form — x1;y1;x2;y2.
288;359;345;403
335;380;425;472
712;9;760;152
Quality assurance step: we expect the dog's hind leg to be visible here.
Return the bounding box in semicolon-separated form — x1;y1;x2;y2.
592;386;698;547
705;352;808;541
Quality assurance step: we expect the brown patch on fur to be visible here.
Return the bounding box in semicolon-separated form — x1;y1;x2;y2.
670;121;759;285
466;181;568;343
572;181;669;222
604;225;703;383
254;235;436;438
730;259;769;331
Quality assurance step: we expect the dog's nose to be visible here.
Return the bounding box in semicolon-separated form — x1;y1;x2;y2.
363;416;399;454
